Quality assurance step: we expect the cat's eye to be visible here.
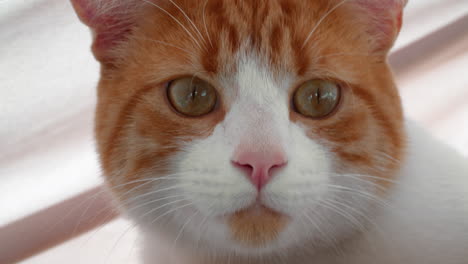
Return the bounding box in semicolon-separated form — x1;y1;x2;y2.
293;80;341;118
167;77;217;117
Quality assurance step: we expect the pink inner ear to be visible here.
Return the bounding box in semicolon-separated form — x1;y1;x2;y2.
356;0;406;15
71;0;136;61
356;0;406;51
91;17;134;56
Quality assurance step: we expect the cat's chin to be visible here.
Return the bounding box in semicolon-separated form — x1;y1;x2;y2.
224;204;289;246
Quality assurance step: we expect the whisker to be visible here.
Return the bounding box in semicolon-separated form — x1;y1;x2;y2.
46;176;175;237
126;193;186;214
318;199;366;231
330;173;391;192
77;176;186;247
125;183;190;205
378;151;401;164
302;212;336;247
325;197;386;237
325;184;393;209
77;188;182;250
70;188;107;237
104;197;191;261
139;197;189;220
108;174;184;194
302;0;349;49
149;202;194;225
313;52;373;61
83;175;185;224
202;0;213;48
334;173;400;185
172;210;199;251
167;0;207;49
322;198;386;256
104;221;138;264
142;0;202;49
80;211;121;254
194;201;216;250
307;210;347;256
133;36;197;57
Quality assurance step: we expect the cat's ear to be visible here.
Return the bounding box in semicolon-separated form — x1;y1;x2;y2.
353;0;408;54
70;0;144;63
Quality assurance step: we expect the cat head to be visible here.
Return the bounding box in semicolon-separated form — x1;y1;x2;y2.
73;0;407;256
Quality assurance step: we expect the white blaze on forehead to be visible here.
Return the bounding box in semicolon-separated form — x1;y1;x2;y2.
218;52;292;106
235;55;289;105
221;54;292;150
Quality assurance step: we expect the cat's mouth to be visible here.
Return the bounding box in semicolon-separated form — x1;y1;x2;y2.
225;203;289;247
235;202;284;217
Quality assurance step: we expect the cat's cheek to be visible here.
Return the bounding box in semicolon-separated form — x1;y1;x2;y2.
262;123;333;214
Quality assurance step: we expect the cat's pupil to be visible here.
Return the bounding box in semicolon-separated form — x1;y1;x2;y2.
316;87;321;105
189;86;197;101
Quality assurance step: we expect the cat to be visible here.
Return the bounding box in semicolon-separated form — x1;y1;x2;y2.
71;0;468;263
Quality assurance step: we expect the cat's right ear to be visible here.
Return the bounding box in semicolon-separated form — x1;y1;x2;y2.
70;0;144;64
351;0;408;54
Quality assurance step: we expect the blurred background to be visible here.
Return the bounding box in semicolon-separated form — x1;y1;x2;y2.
0;0;467;263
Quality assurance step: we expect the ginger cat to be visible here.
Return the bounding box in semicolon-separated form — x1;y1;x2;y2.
71;0;468;263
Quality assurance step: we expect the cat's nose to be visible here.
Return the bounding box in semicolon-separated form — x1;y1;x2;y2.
232;149;287;191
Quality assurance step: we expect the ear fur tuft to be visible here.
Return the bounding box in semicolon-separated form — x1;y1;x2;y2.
353;0;408;53
70;0;145;63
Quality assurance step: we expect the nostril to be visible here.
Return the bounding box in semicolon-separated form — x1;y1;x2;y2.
232;161;254;174
269;162;287;173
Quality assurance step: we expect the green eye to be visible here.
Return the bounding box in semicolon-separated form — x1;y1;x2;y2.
293;80;341;118
167;77;217;117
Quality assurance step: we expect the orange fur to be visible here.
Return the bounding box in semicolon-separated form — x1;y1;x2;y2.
229;206;288;247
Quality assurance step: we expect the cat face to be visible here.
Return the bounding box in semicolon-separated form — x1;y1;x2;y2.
73;0;407;256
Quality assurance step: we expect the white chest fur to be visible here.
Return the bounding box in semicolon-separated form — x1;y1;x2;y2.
338;120;468;264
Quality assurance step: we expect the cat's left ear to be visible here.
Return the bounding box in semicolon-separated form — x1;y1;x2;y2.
352;0;408;53
70;0;144;64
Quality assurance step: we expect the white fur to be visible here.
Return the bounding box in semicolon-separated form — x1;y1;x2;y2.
342;120;468;263
126;55;468;263
315;120;468;264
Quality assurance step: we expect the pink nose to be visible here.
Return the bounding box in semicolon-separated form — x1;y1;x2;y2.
232;149;287;191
